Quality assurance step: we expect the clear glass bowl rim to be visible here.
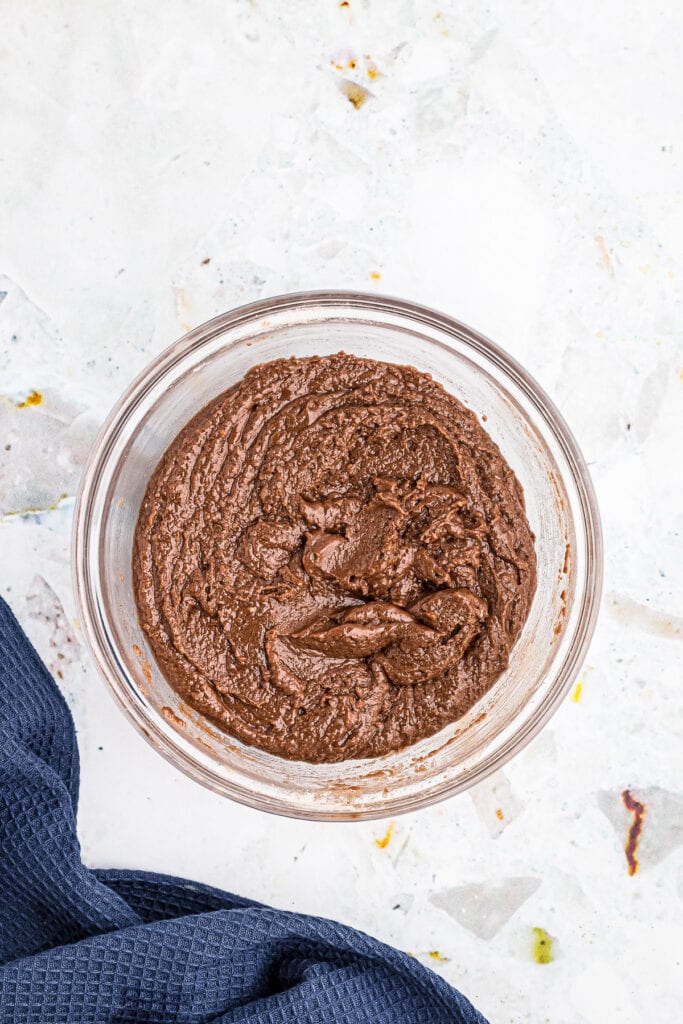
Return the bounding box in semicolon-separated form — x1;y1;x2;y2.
73;290;603;820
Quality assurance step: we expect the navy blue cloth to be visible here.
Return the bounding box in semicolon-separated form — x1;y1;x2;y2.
0;597;487;1023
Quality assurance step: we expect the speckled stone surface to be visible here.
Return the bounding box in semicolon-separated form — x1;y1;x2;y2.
1;3;681;1021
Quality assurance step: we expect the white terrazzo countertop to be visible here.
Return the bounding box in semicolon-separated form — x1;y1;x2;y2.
1;2;682;1021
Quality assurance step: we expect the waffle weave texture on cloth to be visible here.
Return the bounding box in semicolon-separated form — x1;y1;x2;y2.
0;596;488;1023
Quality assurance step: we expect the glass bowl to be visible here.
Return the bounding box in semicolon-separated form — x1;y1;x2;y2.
73;291;602;820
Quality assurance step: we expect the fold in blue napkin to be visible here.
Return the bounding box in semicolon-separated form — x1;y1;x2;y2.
0;596;487;1023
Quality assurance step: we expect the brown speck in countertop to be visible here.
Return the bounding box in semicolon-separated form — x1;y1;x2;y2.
340;80;371;109
16;390;43;408
608;593;682;639
622;789;646;875
595;234;614;275
375;822;394;849
366;57;380;80
201;257;211;265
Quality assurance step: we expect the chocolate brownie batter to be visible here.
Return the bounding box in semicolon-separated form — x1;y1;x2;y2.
133;354;536;763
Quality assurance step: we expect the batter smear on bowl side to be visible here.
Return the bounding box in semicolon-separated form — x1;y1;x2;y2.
133;354;536;763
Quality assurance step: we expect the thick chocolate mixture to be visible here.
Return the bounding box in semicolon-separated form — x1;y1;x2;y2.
133;354;536;763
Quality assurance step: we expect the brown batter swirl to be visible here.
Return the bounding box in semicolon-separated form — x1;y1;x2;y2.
133;354;536;763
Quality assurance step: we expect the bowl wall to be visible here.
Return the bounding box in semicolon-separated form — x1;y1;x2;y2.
74;292;601;819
